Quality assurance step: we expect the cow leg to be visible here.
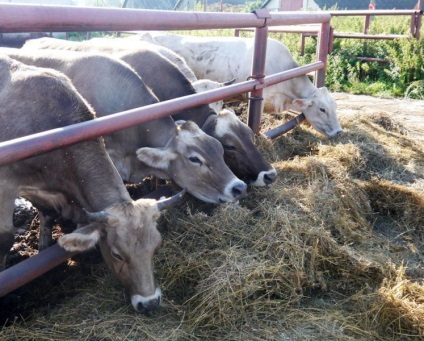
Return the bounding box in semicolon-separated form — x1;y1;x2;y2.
38;212;55;251
0;187;17;271
0;231;14;271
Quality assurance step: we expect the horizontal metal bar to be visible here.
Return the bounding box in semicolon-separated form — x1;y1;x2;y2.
0;185;174;298
0;4;330;33
242;28;410;41
329;9;422;16
262;61;325;87
264;113;306;139
355;57;391;63
0;79;250;167
237;25;321;34
0;61;324;167
333;33;407;39
0;244;75;298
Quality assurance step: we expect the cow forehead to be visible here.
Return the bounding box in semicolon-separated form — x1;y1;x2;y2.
177;130;223;155
106;200;159;230
177;127;205;140
214;111;251;141
315;89;337;110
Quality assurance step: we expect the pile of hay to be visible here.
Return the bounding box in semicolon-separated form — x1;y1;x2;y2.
1;108;423;340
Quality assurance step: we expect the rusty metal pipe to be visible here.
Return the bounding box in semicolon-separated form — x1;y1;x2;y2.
0;244;75;297
0;62;324;167
315;21;331;88
329;10;422;16
264;113;306;139
0;80;255;167
248;21;269;134
262;61;325;87
0;4;331;33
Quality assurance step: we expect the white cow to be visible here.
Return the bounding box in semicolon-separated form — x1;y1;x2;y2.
138;32;343;138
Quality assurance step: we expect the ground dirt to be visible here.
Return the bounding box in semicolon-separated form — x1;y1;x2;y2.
332;92;424;142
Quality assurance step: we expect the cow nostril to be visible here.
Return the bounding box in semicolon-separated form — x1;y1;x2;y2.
264;173;277;184
232;183;247;198
137;302;148;314
137;297;161;314
336;130;343;136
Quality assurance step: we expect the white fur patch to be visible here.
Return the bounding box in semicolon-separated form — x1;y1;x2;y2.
131;287;162;310
177;126;204;140
214;110;239;139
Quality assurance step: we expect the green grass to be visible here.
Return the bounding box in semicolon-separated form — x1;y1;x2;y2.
171;13;424;99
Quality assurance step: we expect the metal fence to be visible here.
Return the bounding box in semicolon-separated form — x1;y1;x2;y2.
0;4;331;295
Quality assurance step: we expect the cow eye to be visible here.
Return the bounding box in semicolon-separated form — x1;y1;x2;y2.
223;145;236;151
319;108;326;113
111;251;124;261
189;156;202;165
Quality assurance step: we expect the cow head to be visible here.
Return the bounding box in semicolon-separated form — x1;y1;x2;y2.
136;121;247;203
58;190;185;313
292;87;343;137
202;109;277;187
192;78;236;113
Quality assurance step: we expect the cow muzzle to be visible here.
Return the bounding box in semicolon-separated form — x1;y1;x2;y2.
224;179;247;202
131;287;162;313
328;128;343;137
249;168;278;187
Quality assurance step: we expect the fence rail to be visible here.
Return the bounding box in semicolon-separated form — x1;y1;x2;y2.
236;7;423;57
0;4;331;296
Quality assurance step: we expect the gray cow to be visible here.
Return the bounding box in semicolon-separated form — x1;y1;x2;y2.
0;56;185;312
22;38;278;187
2;48;247;204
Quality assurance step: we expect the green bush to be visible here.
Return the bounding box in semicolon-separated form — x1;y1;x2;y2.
286;15;424;98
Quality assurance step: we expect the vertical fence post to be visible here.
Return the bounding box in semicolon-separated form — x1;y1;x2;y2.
301;33;306;55
416;12;422;39
247;9;270;134
412;0;423;39
315;20;331;88
364;15;371;33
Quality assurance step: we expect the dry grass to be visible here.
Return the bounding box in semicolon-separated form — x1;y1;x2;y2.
1;108;423;340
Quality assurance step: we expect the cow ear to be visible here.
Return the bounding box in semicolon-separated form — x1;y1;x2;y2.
319;86;329;94
292;98;313;110
58;223;101;252
136;147;177;170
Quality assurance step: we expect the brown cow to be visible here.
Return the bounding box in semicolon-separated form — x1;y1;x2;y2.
2;47;247;203
22;38;278;187
0;56;184;312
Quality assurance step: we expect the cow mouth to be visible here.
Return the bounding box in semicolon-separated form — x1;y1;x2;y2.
191;192;239;204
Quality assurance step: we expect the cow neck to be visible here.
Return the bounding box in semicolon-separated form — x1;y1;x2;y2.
287;75;317;99
201;112;218;131
67;141;132;212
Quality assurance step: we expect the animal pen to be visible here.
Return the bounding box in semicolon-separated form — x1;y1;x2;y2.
0;4;332;297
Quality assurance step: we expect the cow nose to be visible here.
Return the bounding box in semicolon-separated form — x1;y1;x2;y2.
231;182;247;199
131;289;162;313
264;171;277;185
136;297;161;314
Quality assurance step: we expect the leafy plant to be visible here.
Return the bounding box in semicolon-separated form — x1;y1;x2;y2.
244;0;262;13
